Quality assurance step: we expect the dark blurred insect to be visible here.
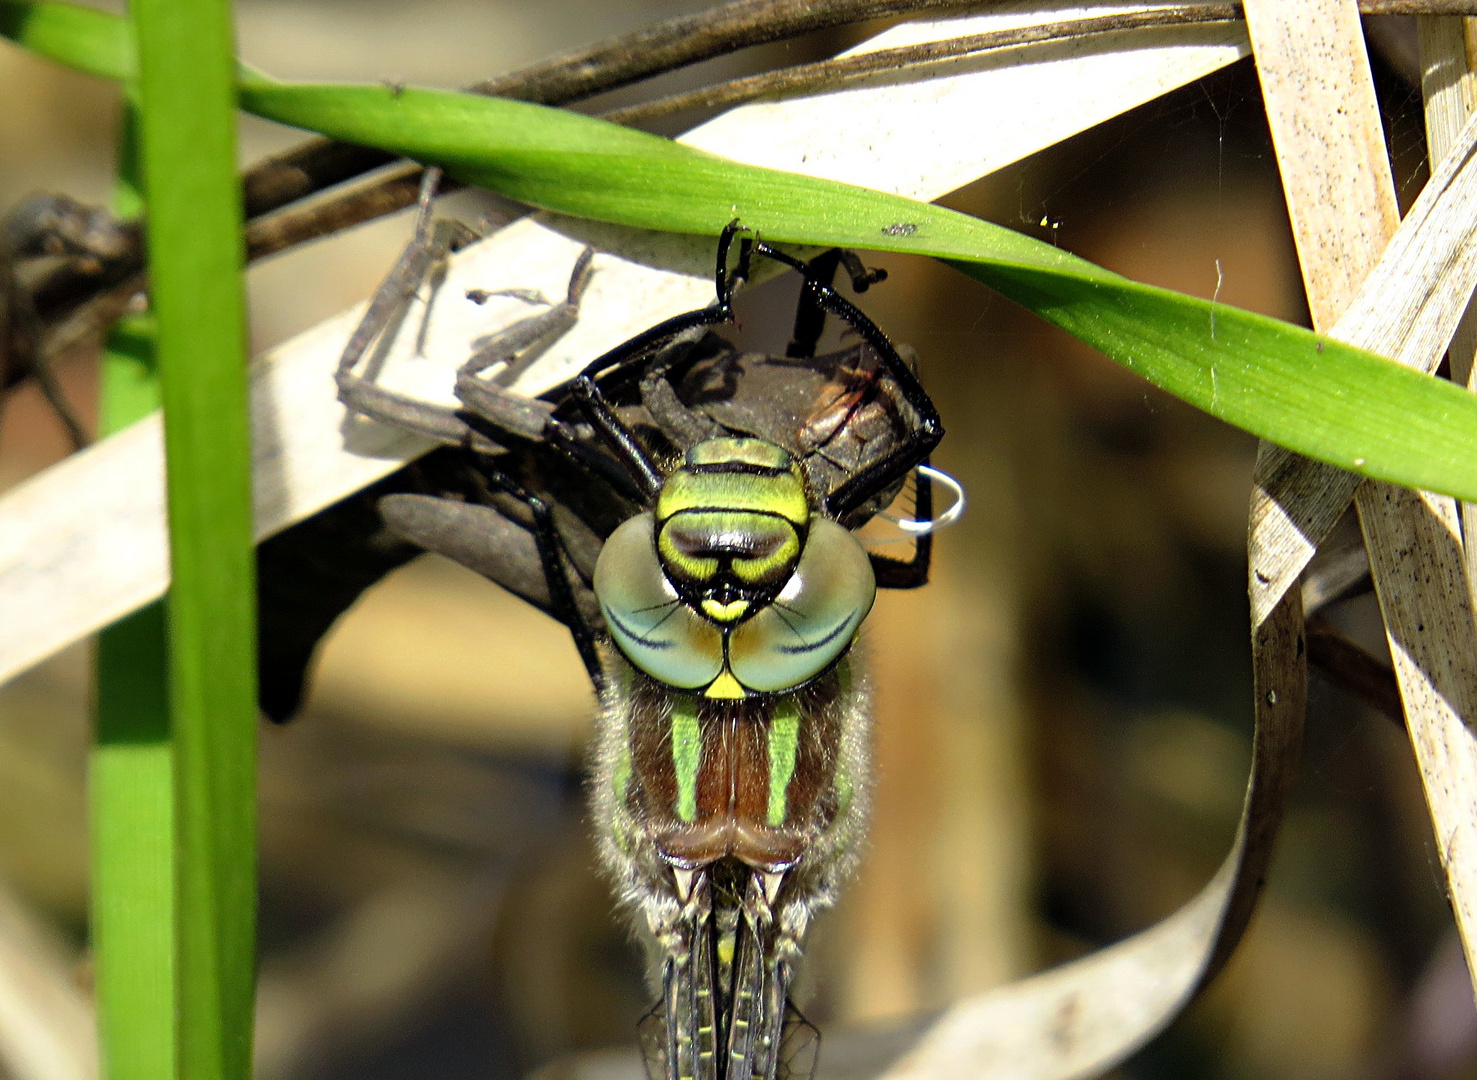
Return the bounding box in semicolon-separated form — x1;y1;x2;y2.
0;192;140;448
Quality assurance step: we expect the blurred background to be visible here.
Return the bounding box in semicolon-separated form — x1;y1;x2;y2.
0;5;1469;1079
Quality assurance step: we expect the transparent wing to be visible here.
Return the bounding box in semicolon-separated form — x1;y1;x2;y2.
638;872;813;1080
638;998;668;1080
777;1002;820;1080
640;918;719;1080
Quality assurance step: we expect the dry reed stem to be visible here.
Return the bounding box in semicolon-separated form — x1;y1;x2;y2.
1247;102;1477;622
1248;0;1477;1004
1419;18;1477;619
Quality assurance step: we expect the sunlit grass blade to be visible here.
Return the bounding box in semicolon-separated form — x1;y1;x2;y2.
7;0;1477;504
231;82;1477;505
129;0;256;1075
0;0;132;79
93;596;174;1080
91;93;177;1080
0;0;268;81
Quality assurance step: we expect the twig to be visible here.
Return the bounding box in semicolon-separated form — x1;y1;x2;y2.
220;0;1477;244
236;0;992;223
22;0;997;378
605;6;1243;123
1306;613;1404;723
229;0;1477;251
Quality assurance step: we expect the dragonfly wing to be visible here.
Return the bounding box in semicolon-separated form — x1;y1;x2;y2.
776;1001;819;1080
642;906;720;1080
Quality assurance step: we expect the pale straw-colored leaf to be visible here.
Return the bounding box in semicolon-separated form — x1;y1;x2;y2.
1247;99;1477;623
1419;16;1477;607
855;9;1477;1078
871;599;1304;1080
1421;10;1477;995
0;876;95;1080
1249;0;1477;1004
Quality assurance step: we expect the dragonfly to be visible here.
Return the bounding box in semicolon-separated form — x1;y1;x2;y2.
331;167;959;1080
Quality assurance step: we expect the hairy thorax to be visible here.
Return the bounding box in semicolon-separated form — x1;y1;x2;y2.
596;653;871;900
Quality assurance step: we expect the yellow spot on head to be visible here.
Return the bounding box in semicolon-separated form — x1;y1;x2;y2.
701;598;750;622
704;670;748;699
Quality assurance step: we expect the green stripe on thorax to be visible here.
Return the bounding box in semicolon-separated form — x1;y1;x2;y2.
670;695;702;823
766;698;802;826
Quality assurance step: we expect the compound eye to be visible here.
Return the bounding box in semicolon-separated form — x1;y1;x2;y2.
594;513;724;690
728;519;876;693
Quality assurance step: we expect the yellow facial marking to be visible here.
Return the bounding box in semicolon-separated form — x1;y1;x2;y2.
703;670;748;699
701;598;750;622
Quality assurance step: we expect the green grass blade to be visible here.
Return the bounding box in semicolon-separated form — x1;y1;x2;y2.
230;82;1477;504
129;0;256;1073
8;0;1477;502
93;598;174;1080
92;95;176;1080
0;0;132;79
0;0;272;81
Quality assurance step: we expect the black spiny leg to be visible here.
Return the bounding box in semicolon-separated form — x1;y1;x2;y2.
785;248;887;361
748;240;942;521
868;459;933;590
766;240;933;588
468;465;604;685
564;221;756;500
